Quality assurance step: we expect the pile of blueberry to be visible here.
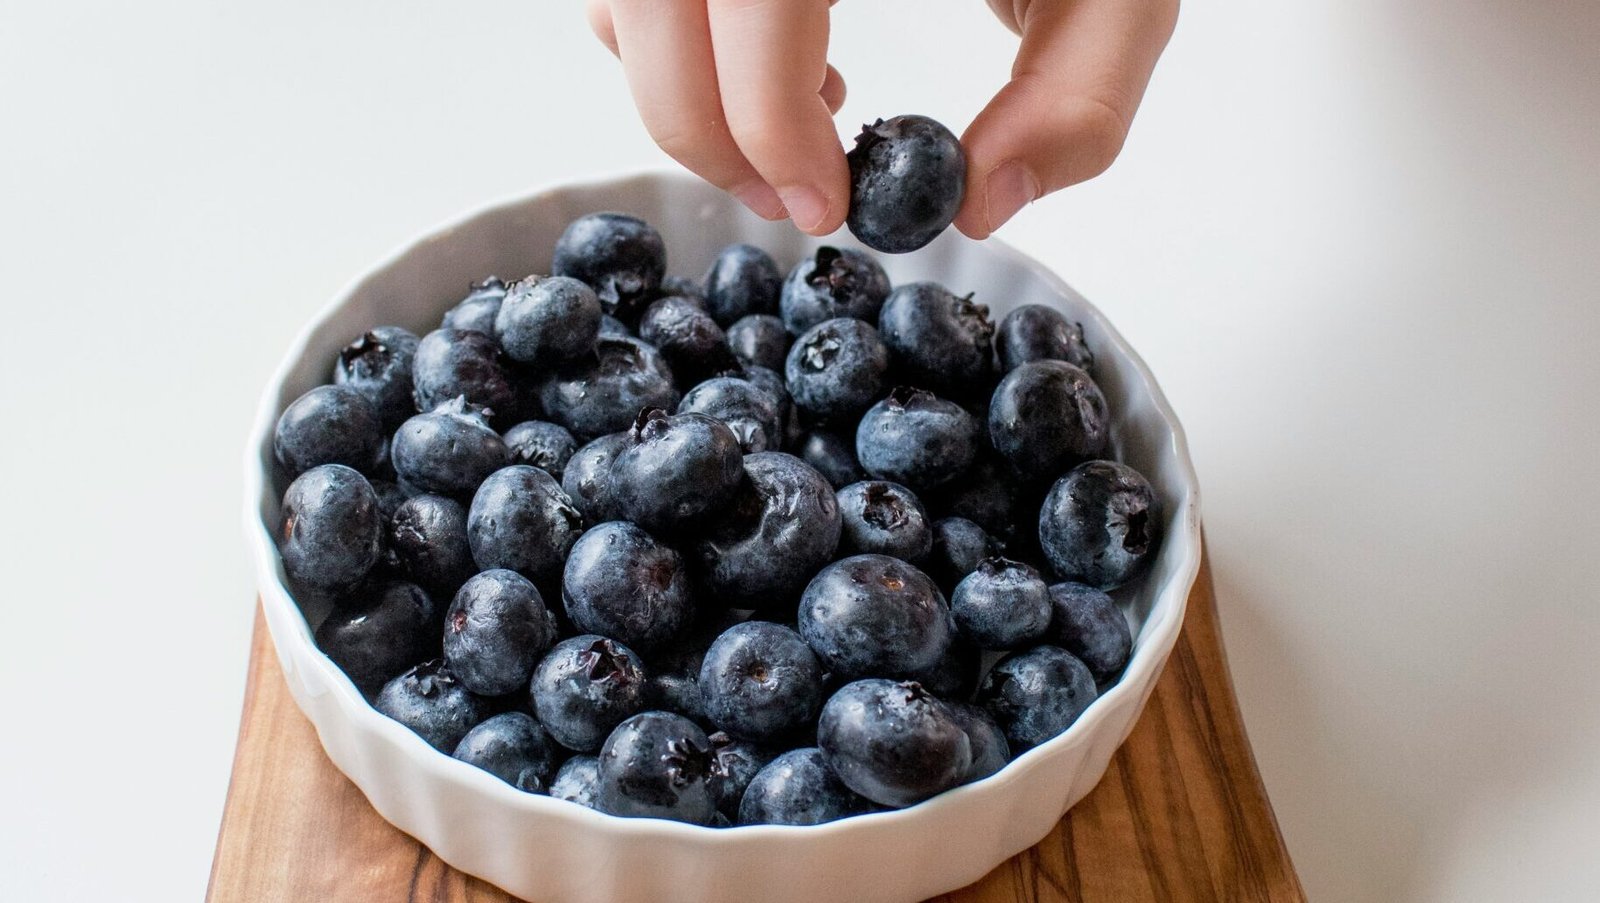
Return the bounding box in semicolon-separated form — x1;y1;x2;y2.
273;211;1161;828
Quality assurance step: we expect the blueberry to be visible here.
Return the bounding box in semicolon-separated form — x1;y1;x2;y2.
784;317;890;422
659;275;707;306
452;711;563;793
1039;460;1160;589
993;304;1094;375
316;579;438;694
467;465;583;586
492;274;601;365
374;659;489;752
637;295;741;387
549;755;601;808
817;679;971;808
740;365;801;448
1046;581;1132;683
798;554;952;680
562;521;695;650
703;243;782;327
927;517;1003;590
273;384;384;476
946;702;1010;782
530;635;649;752
698;622;823;742
738;747;871;826
411;328;515;416
537;336;679;441
928;454;1018;539
370;479;410;524
988;361;1109;482
845;115;966;254
388;494;476;597
878;283;993;393
609;408;743;534
724;314;790;373
779;246;891;335
596;711;717;825
797;430;866;489
561;432;628;524
390;397;509;496
441;276;507;335
708;731;776;819
977;645;1098;752
678;376;782;454
333;326;421;430
694;452;842;611
444;569;558;696
951;557;1052;650
645;635;710;725
855;386;979;491
551;212;666;322
501;420;577;481
905;634;981;701
279;464;383;591
596;313;631;337
835;481;933;562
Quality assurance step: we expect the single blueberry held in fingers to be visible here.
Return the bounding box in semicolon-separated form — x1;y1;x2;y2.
390;397;509;496
273;384;384;476
551;212;666;322
537;335;679;441
452;711;563;793
994;304;1094;375
855;386;979;491
444;569;558;696
845;115;967;254
332;326;421;430
703;243;782;326
610;408;744;534
411;328;515;416
785;317;890;422
467;465;583;586
549;755;600;808
1046;581;1133;683
946;702;1011;782
725;314;791;372
441;276;507;335
693;452;842;611
817;678;972;808
738;747;872;826
988;360;1110;482
779;246;891;335
501;420;577;481
388;494;476;598
562;521;695;650
678;376;782;454
927;517;1004;591
1039;460;1160;590
596;711;718;825
699;621;824;742
835;480;933;562
798;429;866;490
977;645;1098;752
493;275;602;365
279;464;383;592
878;282;994;393
374;659;489;752
530;635;649;752
951;557;1052;650
560;432;627;525
708;731;776;819
315;579;438;695
798;554;952;680
638;295;742;388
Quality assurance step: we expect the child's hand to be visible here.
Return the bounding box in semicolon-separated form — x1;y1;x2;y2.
587;0;1176;240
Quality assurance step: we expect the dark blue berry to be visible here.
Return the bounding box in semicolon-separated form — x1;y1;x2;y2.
988;360;1109;482
878;283;993;394
530;635;649;752
562;521;695;650
817;679;971;808
1039;460;1160;590
693;452;841;611
452;711;563;793
725;314;790;372
928;454;1018;538
494;275;601;365
596;711;717;825
951;557;1051;650
560;432;627;524
279;464;383;591
699;621;823;742
501;420;577;481
977;645;1098;752
927;517;1003;591
741;365;801;448
370;479;410;524
551;212;666;322
798;554;951;680
467;465;583;586
658;275;706;306
708;731;776;819
678;376;781;454
315;579;438;695
906;634;981;701
738;747;871;826
597;313;631;337
1046;581;1132;683
835;481;933;562
333;326;421;430
444;569;558;696
703;243;782;327
609;408;743;534
946;702;1010;782
638;295;741;388
798;430;866;489
441;277;507;335
388;494;475;597
549;755;600;808
780;246;891;335
784;317;890;422
845;115;966;254
390;397;509;496
855;386;979;491
537;336;679;441
644;633;710;725
993;304;1093;374
411;328;515;416
374;659;489;752
273;384;383;476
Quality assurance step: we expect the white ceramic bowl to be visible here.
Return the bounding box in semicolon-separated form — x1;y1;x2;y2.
244;171;1202;903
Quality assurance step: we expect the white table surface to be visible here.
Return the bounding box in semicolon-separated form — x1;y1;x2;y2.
1;2;1596;901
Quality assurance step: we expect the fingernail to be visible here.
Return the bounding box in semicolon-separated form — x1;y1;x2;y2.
985;161;1039;233
777;186;830;233
733;181;787;221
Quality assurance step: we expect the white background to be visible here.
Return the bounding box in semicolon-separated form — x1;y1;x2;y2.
1;1;1596;901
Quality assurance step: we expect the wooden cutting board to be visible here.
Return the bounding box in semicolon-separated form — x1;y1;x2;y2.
208;552;1303;902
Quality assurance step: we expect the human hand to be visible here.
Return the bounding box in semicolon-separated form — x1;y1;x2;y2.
587;0;1177;240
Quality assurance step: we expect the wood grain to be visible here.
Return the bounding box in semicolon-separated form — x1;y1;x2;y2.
209;553;1302;903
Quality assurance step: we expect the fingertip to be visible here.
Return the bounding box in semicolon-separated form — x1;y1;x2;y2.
821;64;847;114
732;180;788;221
586;0;618;55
